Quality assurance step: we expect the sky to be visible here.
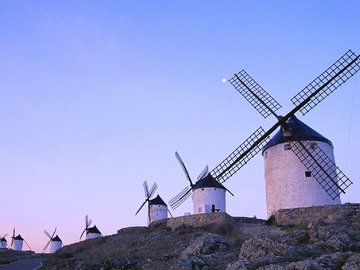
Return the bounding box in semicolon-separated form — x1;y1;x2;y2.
0;1;359;253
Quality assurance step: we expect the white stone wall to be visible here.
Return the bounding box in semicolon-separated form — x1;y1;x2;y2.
50;241;62;253
149;204;168;224
0;241;6;249
13;239;23;251
263;141;341;218
86;232;102;239
192;187;226;214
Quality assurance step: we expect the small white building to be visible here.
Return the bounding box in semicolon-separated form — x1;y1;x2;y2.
0;237;7;249
262;115;341;218
12;235;24;251
50;235;63;253
148;195;168;224
192;174;227;214
86;226;102;239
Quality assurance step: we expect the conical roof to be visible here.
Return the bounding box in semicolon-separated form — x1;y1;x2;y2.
52;235;62;242
14;234;24;240
87;225;101;235
0;237;7;242
262;115;332;154
149;194;167;206
193;173;226;190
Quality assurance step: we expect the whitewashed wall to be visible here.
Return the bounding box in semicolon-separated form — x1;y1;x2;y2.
50;240;62;253
263;141;341;218
192;187;226;214
149;204;168;224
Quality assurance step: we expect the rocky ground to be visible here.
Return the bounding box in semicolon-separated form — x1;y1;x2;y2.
41;209;360;270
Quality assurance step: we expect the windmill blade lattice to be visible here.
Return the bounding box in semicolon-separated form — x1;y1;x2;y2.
229;70;282;118
289;131;353;199
175;152;194;186
169;186;192;210
197;165;209;181
135;180;158;215
23;239;32;251
291;50;360;116
211;127;270;183
148;182;158;199
143;180;149;197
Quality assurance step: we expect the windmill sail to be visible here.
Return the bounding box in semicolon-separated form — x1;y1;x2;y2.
291;50;360;116
229;70;282;118
211;127;270;183
289;129;352;199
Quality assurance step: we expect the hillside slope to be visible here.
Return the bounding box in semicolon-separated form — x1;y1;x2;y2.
43;204;360;270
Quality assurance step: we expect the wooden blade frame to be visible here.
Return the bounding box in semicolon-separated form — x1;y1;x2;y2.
291;50;360;116
229;70;282;118
211;127;270;183
169;186;192;210
289;130;352;199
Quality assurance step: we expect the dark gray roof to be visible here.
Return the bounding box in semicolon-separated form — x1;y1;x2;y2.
14;234;24;240
52;235;62;242
149;195;167;206
193;174;226;190
262;115;332;153
87;225;101;235
0;237;7;242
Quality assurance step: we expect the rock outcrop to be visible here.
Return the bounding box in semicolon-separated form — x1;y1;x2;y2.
41;203;360;270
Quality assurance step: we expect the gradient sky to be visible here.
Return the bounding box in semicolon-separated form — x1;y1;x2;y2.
0;1;359;253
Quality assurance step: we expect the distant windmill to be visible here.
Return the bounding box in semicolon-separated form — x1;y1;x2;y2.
43;228;62;253
0;234;8;249
169;152;234;214
79;215;102;240
135;180;169;224
11;228;31;251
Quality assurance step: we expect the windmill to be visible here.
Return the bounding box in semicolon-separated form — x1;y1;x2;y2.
0;234;8;249
11;228;31;251
169;152;234;214
79;215;102;240
43;228;62;253
135;180;169;224
169;50;359;217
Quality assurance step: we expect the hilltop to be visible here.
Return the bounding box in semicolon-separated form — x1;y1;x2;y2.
39;203;360;269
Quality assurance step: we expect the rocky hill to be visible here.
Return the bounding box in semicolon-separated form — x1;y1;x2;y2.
42;203;360;270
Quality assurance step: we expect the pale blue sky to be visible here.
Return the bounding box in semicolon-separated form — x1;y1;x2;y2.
0;1;359;252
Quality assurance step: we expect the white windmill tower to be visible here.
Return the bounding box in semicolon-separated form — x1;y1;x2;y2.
169;152;234;214
222;50;358;217
79;215;102;240
11;229;31;251
43;228;63;253
0;234;8;249
149;195;169;223
262;116;341;216
135;180;169;224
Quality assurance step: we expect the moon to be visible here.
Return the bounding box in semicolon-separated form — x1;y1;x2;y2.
222;78;226;83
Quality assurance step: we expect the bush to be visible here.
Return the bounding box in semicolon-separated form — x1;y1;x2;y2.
265;215;276;226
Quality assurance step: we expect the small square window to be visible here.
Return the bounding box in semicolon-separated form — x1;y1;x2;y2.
284;143;291;150
310;143;317;150
305;171;312;177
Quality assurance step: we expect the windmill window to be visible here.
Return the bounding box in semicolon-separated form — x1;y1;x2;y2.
305;171;312;177
198;207;202;213
310;143;317;150
284;143;291;150
202;188;204;191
